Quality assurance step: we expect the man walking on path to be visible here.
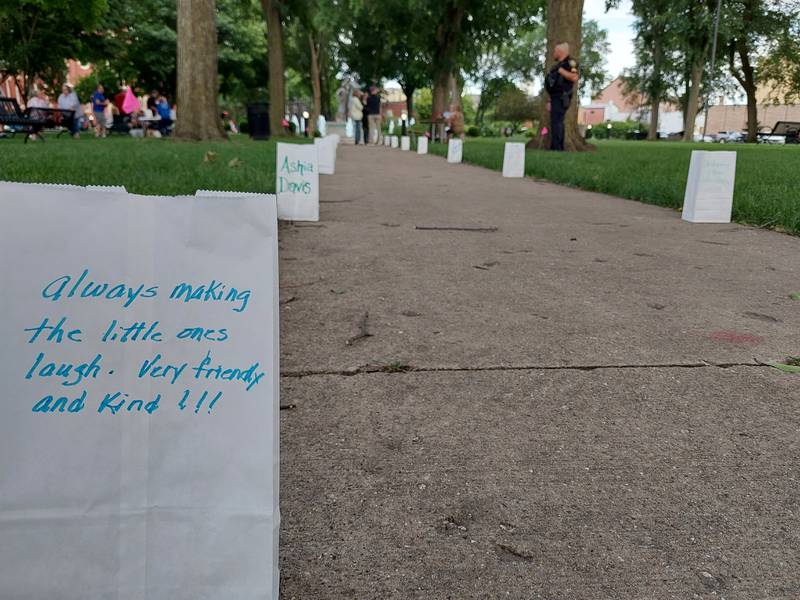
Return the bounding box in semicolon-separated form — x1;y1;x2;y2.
366;86;382;145
544;42;579;151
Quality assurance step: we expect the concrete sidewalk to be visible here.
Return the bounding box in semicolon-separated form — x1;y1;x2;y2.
279;143;800;599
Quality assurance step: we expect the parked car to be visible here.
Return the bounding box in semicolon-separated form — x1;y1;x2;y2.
714;130;745;143
693;133;714;143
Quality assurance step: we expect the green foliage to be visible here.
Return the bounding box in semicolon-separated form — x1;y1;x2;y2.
78;0;177;95
0;0;108;99
414;88;433;120
494;87;538;129
74;66;120;102
77;0;266;105
466;126;480;137
588;120;645;140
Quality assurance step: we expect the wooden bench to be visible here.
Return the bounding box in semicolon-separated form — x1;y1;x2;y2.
0;96;47;142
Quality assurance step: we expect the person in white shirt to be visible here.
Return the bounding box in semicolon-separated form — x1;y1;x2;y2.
349;90;364;144
57;84;83;138
26;89;50;141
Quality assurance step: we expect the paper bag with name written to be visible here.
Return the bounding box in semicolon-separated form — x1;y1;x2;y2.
0;186;279;600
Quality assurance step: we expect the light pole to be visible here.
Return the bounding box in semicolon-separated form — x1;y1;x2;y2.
701;0;723;141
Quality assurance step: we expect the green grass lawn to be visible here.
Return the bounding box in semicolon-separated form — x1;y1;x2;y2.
427;137;800;235
0;135;308;195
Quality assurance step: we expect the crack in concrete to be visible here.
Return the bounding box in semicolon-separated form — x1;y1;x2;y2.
281;360;766;378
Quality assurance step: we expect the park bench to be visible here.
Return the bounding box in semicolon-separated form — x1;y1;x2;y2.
0;96;46;143
758;121;800;144
29;107;77;138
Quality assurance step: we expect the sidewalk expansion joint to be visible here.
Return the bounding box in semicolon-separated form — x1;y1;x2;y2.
281;361;766;379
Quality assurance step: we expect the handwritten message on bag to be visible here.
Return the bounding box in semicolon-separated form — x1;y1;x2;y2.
0;186;280;600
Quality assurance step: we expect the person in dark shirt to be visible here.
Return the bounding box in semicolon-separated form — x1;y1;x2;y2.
361;91;370;145
366;87;382;144
544;42;579;151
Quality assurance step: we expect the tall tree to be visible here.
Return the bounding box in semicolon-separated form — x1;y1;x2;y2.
721;0;799;142
625;0;674;140
262;0;287;135
175;0;225;139
528;0;590;151
675;0;718;141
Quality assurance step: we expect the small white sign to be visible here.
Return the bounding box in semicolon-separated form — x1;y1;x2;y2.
417;137;429;155
0;185;280;600
391;136;399;149
447;138;463;163
276;142;319;221
314;136;336;175
401;136;410;151
502;142;526;178
682;151;737;223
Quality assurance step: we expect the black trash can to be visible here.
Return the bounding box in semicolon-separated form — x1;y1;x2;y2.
246;102;271;140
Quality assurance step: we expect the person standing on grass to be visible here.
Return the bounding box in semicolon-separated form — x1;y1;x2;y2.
544;42;579;151
366;86;382;145
91;84;109;138
57;84;82;139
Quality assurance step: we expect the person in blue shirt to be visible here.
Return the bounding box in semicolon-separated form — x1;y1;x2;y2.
156;95;173;136
91;84;108;138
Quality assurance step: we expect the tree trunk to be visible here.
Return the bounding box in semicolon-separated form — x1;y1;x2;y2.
738;40;758;142
682;58;704;141
646;33;662;140
262;0;286;136
528;0;590;151
402;86;415;118
648;96;660;140
448;71;460;109
174;0;225;140
431;3;465;118
308;32;322;136
432;70;450;119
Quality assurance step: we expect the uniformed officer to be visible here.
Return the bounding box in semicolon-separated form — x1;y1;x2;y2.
544;42;579;151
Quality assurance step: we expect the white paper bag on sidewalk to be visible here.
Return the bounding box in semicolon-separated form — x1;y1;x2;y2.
682;151;736;223
277;142;320;221
447;138;463;163
417;137;429;155
502;142;525;178
0;185;280;600
314;136;337;175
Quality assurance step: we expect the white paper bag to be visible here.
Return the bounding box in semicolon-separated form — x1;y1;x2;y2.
682;151;737;223
0;185;280;600
276;142;320;221
401;136;410;151
314;136;336;175
417;137;429;155
502;142;525;178
391;136;399;148
447;138;463;163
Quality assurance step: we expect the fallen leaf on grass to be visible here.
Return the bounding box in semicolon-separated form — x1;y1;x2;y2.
203;150;217;163
228;157;242;168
